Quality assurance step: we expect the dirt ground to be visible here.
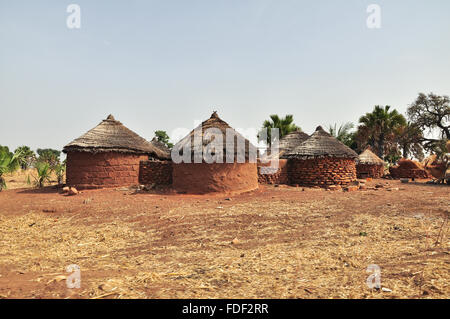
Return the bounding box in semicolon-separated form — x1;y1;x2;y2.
0;179;448;299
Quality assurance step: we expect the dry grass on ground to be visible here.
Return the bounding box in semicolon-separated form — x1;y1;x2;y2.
3;169;60;190
0;180;448;299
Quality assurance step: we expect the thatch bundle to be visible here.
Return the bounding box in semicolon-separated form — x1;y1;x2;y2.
173;112;257;162
63;115;169;160
283;126;358;159
357;148;384;165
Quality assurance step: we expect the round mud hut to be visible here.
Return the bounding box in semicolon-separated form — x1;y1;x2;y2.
282;126;358;187
172;112;258;194
356;148;385;179
63;115;169;189
258;130;309;184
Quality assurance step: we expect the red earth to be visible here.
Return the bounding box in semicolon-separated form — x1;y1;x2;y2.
0;179;448;299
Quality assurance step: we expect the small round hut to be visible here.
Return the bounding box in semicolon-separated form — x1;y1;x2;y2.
283;126;358;187
63;115;169;189
258;130;309;184
356;148;385;178
172;112;258;194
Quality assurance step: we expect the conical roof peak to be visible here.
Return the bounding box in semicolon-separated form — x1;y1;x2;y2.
210;111;219;119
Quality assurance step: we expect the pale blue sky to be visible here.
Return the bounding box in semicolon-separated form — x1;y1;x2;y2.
1;0;449;152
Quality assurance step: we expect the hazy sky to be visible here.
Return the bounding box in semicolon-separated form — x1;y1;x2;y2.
1;0;449;152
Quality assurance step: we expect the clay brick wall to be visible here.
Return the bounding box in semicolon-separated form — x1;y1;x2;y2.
66;151;148;189
173;162;258;194
288;157;356;187
257;159;289;184
356;164;384;179
139;160;172;185
389;167;430;179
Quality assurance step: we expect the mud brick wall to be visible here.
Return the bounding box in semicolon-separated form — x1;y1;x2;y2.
357;164;384;179
173;162;258;194
139;160;172;185
258;159;289;184
389;167;430;179
288;157;356;187
66;151;148;189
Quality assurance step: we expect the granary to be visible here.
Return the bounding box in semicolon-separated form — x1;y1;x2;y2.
282;126;358;187
356;148;385;179
63;115;170;189
258;130;309;185
171;111;258;194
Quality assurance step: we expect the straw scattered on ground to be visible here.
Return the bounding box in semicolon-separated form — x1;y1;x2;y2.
0;180;448;299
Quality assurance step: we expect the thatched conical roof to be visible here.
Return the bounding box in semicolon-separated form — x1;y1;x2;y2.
283;126;358;159
358;148;384;165
63;115;170;159
260;130;310;160
278;130;310;154
173;111;257;161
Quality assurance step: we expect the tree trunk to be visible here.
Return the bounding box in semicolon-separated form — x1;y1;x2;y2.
378;134;385;159
402;144;409;159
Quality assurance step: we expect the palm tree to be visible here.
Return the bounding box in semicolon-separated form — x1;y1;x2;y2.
358;105;407;159
258;114;301;146
328;122;355;148
0;149;20;191
32;162;52;188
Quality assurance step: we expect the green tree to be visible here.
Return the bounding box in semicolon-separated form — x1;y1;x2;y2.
14;146;36;169
358;105;407;159
154;130;173;149
36;148;61;166
407;92;450;152
328;122;355;148
258;114;301;146
0;148;21;191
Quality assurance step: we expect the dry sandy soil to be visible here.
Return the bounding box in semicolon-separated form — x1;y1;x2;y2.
0;179;448;299
2;169;61;190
